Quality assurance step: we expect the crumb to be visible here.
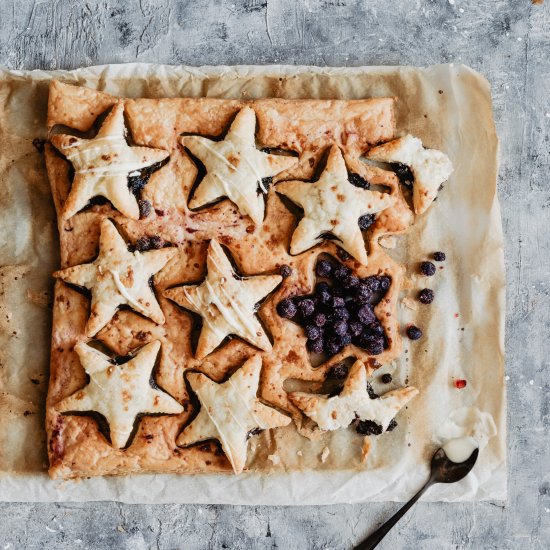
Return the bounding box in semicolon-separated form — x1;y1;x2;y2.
401;296;418;311
267;453;280;466
296;450;303;457
320;446;330;463
454;379;467;389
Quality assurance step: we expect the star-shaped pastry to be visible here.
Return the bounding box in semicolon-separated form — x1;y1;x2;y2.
51;101;169;220
181;106;297;225
56;340;183;448
289;360;418;431
54;219;177;337
177;354;290;474
367;134;453;215
164;239;281;359
276;145;395;264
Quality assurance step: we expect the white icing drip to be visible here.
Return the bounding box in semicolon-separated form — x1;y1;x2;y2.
61;135;120;151
109;268;148;315
443;437;478;463
198;140;260;208
181;287;226;340
228;378;267;430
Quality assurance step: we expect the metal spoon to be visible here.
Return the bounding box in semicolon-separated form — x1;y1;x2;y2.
354;447;479;550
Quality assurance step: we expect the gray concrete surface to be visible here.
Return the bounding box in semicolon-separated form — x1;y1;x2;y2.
0;0;549;548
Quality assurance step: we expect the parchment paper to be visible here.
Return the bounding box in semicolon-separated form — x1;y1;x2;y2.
0;63;505;504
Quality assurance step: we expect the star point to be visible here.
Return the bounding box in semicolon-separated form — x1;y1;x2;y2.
276;145;395;264
289;360;418;432
54;219;176;337
56;340;184;449
177;354;290;474
164;239;281;359
367;134;453;215
182;106;297;225
51;101;169;220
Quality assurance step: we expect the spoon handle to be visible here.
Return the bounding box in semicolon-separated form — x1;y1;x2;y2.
354;479;434;550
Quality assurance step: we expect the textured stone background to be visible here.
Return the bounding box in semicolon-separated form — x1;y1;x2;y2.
0;0;549;548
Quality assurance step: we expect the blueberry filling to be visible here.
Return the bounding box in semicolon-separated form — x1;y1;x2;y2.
276;257;391;358
348;172;371;189
392;163;414;188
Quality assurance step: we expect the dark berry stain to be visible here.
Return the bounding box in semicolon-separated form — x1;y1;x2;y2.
392;163;414;187
348;172;371;189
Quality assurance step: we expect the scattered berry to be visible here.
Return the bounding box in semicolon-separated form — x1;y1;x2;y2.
358;213;376;230
454;379;467;389
420;261;436;276
406;325;423;340
433;251;446;262
381;373;393;384
276;299;297;319
280;264;292;278
331;296;346;308
418;288;435;304
348;172;371;189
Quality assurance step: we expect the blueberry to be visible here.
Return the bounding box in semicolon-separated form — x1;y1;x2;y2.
348;172;371;189
381;373;392;384
333;265;351;282
358;214;376;230
357;305;375;325
433;251;446;262
419;288;435;304
407;325;423;340
361;336;384;355
331;296;346;308
316;260;333;278
149;236;165;249
328;363;349;380
393;163;414;187
386;418;398;432
313;313;327;327
305;325;321;341
355;284;373;303
362;276;381;292
349;321;363;337
366;383;379;399
355;419;383;436
315;281;330;294
420;261;436;276
341;333;352;347
333;307;350;321
343;275;360;289
333;320;348;336
318;290;332;305
378;275;391;291
325;337;343;356
299;298;315;317
277;299;297;319
138;199;152;218
307;337;324;354
365;322;384;337
280;264;292;278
